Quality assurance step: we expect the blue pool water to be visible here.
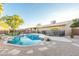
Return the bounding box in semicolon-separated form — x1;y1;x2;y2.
7;34;42;46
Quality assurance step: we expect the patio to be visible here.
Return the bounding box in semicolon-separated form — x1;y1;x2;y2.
0;36;79;56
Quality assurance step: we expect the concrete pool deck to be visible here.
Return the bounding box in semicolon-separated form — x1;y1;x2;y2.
0;36;79;56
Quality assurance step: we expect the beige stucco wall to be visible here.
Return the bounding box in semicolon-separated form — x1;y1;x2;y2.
37;27;50;32
38;21;73;36
65;21;73;36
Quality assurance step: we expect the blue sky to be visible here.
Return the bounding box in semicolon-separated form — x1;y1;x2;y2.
3;3;79;28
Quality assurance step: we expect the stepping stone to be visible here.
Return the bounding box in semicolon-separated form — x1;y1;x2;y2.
46;42;56;47
38;47;48;51
47;44;56;48
72;43;79;47
0;51;6;54
52;42;56;45
47;44;52;47
4;49;9;50
40;43;45;45
26;50;34;54
45;42;50;44
0;49;8;54
0;48;8;50
8;49;21;55
0;49;2;50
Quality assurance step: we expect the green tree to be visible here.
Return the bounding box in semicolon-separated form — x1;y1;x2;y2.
1;15;24;35
70;18;79;28
70;18;79;38
0;4;3;16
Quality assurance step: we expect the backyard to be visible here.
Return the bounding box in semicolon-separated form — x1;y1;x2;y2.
0;3;79;56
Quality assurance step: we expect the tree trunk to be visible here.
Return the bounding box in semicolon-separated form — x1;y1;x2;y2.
71;28;74;38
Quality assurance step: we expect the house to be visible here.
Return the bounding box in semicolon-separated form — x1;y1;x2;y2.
37;21;72;36
26;20;73;36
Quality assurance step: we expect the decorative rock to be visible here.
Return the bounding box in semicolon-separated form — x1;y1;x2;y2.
44;37;51;41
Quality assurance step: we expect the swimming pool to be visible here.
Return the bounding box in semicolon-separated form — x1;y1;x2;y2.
7;34;43;46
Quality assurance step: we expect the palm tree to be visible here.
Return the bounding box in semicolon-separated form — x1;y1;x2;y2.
0;3;3;17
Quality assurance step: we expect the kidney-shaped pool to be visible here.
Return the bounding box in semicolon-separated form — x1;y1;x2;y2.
7;34;44;46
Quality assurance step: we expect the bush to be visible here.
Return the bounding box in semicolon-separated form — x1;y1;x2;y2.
6;31;20;36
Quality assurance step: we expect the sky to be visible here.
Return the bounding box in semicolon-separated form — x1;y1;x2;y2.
3;3;79;29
